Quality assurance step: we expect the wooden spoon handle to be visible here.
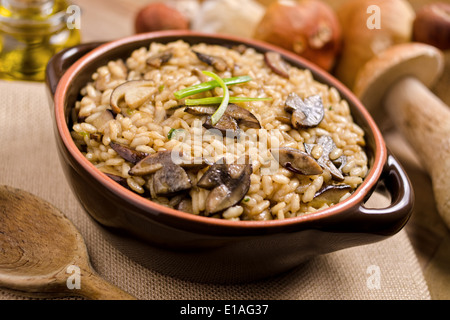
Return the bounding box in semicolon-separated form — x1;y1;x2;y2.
75;269;137;300
385;76;450;228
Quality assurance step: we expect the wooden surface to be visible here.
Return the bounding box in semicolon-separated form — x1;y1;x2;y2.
0;185;136;300
71;0;450;299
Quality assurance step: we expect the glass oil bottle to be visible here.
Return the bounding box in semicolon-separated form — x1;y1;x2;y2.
0;0;81;81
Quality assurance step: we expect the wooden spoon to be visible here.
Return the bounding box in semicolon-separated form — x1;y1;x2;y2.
0;185;136;300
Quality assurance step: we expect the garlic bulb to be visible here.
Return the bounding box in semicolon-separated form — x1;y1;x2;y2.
191;0;266;38
164;0;202;22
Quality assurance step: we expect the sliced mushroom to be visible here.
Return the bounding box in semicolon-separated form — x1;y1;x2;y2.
176;197;193;214
264;51;290;78
186;104;261;131
192;67;210;82
192;50;229;71
285;93;324;128
110;141;149;165
198;156;252;216
309;184;352;206
184;105;217;116
225;104;261;129
203;114;240;137
197;157;249;189
110;80;156;114
129;151;172;176
168;193;187;207
304;135;344;181
179;157;212;171
146;49;173;68
333;155;347;172
152;163;192;197
130;150;208;176
270;147;323;175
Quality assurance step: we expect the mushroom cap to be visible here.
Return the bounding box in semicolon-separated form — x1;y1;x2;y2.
353;43;444;116
413;2;450;51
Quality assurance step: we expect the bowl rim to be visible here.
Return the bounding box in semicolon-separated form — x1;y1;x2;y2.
53;30;387;231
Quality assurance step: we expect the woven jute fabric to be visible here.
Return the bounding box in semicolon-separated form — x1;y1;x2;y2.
0;80;430;300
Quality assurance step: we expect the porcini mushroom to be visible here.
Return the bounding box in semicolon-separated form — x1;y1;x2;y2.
186;103;261;134
110;80;156;114
253;0;342;71
413;2;450;51
335;0;415;88
134;2;190;34
309;184;352;207
110;141;149;165
284;93;324;128
353;42;450;228
152;163;192;197
304;135;345;181
264;51;290;78
203;114;240;136
130;150;208;176
197;156;252;216
192;50;229;72
270;147;323;175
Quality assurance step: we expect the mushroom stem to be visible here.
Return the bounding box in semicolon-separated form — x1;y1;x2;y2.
384;76;450;228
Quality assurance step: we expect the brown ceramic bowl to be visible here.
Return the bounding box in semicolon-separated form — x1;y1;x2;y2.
46;31;413;283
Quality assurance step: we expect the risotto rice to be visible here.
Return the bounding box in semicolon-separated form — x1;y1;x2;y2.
71;40;368;221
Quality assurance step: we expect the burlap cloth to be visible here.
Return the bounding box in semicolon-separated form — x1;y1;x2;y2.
0;80;430;300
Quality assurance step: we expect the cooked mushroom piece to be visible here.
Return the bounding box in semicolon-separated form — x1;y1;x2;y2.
197;157;249;189
146;49;173;68
198;156;252;216
285;93;324;128
309;184;352;206
224;104;261;129
152;163;192;196
333;155;347;171
110;142;149;165
304;135;345;181
130;150;208;176
196;161;227;189
203;114;240;137
128;152;166;176
270;147;323;175
186;104;261;131
264;51;290;78
176;197;193;214
184;105;217;116
192;50;229;71
110;80;156;114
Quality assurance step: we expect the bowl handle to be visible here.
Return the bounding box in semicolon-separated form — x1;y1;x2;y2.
353;151;414;235
45;42;104;97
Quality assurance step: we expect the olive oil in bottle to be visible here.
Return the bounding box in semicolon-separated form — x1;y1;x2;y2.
0;0;80;81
